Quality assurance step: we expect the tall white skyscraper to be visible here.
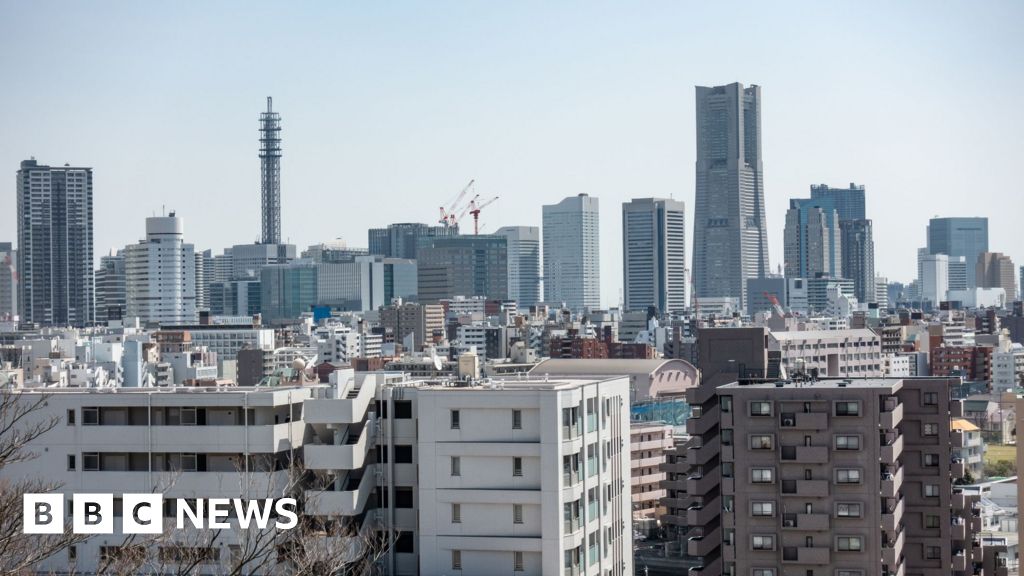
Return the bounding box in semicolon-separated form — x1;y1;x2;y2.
918;248;949;307
16;159;94;326
621;198;687;314
496;226;541;307
125;214;197;325
542;194;600;311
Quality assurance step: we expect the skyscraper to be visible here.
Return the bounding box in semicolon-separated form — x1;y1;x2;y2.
692;83;769;309
495;226;541;307
416;235;508;303
927;217;988;288
542;194;600;310
16;159;94;326
95;250;126;323
259;97;282;245
125;214;197;325
367;222;459;260
812;183;875;303
0;242;16;320
783;198;841;279
976;252;1017;305
621;198;687;314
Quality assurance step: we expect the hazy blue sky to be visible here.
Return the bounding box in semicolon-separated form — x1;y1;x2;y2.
2;1;1022;306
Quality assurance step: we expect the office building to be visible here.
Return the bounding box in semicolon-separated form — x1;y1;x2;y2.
809;182;865;222
368;223;459;260
839;219;875;304
874;275;890;310
918;250;949;307
230;243;297;280
95;251;126;323
784;198;842;280
927;217;988;288
948;256;968;292
977;252;1017;306
0;242;16;320
806;275;854;313
543;194;600;311
16;159;94;326
317;256;417;312
621;198;687;314
746;276;787;317
692;83;769;310
209;277;261;317
260;260;318;324
124;214;198;325
495;226;541;308
417;235;508;303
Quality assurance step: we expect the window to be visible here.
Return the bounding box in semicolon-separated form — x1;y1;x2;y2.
750;401;771;416
394;445;413;463
512;410;522;430
394;400;413;419
836;469;861;484
83;407;99;425
923;484;939;497
720;396;733;413
721;429;733;446
836;503;862;518
924;514;940;528
752;502;774;517
753;570;775;576
395;487;413;509
181;407;197;426
750;435;773;450
68;546;77;561
451;409;461;430
835;402;860;416
181;453;198;472
395;533;414;553
513;504;523;524
83;452;99;471
923;392;938;406
752;468;774;484
451;503;461;523
451;550;462;570
923;423;938;436
837;571;864;576
514;550;524;572
837;536;862;551
513;457;523;477
66;409;76;425
451;456;461;476
752;535;775;550
67;454;76;471
835;435;860;450
923;453;939;467
925;546;940;559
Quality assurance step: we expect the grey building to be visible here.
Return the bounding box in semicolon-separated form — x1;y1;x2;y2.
807;275;854;313
367;222;458;260
95;251;126;323
542;194;600;311
746;277;788;317
692;83;769;310
316;256;417;311
810;182;866;221
16;159;94;326
416;235;508;303
230;242;296;280
209;278;261;317
260;260;318;324
0;242;16;320
927;217;989;288
622;198;687;314
840;219;875;304
495;226;541;308
784;198;842;279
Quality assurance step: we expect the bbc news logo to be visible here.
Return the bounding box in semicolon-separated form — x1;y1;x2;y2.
24;494;298;534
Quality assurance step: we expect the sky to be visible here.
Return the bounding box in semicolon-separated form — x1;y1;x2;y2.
2;1;1022;307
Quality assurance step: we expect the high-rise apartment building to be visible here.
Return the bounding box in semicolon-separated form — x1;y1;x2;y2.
783;198;842;280
621;198;687;314
692;83;769;310
379;301;445;350
16;159;94;326
927;217;988;288
0;242;16;320
95;250;126;323
259;97;282;245
368;223;459;260
543;194;600;311
976;252;1017;306
416;235;508;303
495;226;541;308
124;214;198;325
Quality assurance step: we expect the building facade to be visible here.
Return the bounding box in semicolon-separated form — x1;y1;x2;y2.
417;235;508;303
784;198;842;280
124;215;198;325
621;198;687;315
543;194;600;311
927;217;989;288
95;251;126;323
976;252;1017;307
368;223;459;260
495;226;541;308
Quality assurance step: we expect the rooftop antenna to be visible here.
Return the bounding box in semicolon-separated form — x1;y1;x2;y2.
260;96;282;245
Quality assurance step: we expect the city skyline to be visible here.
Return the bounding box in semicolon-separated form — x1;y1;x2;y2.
2;2;1023;307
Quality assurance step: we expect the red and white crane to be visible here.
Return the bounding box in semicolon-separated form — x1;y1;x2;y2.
439;179;475;228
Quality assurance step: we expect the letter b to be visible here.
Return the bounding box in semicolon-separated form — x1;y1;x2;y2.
73;494;113;534
23;494;63;534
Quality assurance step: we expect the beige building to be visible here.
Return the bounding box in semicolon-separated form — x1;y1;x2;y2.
629;422;673;529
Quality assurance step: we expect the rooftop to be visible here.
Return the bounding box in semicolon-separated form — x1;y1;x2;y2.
720;378;901;390
416;375;628;392
951;418;981;432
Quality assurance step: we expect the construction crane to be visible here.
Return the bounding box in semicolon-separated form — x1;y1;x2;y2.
439;180;475;228
763;291;787;318
468;196;499;235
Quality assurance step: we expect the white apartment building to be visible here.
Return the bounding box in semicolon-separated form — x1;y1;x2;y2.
769;328;883;378
159;324;275;362
991;343;1024;393
124;215;198;326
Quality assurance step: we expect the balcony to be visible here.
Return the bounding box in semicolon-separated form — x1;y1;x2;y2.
882;529;905;567
779;411;828;430
303;377;376;425
661;460;689;475
687;527;720;557
951;518;967;541
880;434;903;464
304;423;373;471
782;512;830;531
882;497;905;533
952;459;967;479
781;479;829;497
880;402;903;429
686;405;719;436
721;445;734;462
950;399;964;417
688;557;721;576
686;497;720;526
687;472;719;495
951;552;967;572
951;430;966;448
780;445;829;464
881;466;903;498
686;385;717;406
83;422;306;453
686;437;720;466
782;546;831;565
304;466;375;517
